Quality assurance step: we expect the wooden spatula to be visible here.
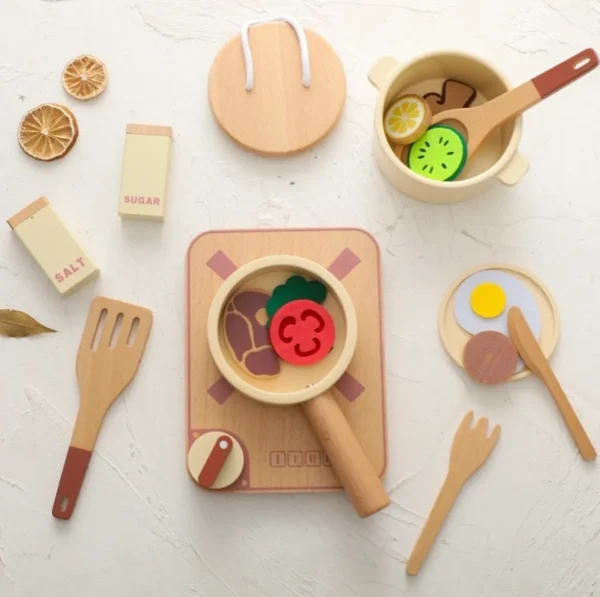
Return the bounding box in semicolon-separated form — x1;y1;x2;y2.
406;411;500;576
52;296;153;519
430;48;598;160
507;306;596;461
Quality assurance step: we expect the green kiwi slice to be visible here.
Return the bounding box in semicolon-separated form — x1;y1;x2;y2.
408;125;468;182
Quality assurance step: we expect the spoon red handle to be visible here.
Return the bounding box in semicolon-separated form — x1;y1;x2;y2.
532;48;598;99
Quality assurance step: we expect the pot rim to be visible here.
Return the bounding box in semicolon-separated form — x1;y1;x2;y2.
206;255;358;406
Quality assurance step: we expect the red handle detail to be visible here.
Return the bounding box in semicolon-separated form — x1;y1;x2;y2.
52;446;92;520
532;48;598;98
198;435;233;488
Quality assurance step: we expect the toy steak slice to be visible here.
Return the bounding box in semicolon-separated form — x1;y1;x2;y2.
224;290;280;378
423;79;477;115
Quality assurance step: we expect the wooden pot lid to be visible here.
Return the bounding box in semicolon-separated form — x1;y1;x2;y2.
208;19;346;156
439;263;560;382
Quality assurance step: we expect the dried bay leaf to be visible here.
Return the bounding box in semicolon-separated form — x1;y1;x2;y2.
0;310;56;338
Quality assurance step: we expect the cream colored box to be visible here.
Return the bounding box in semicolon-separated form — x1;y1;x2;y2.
7;197;99;296
118;124;173;221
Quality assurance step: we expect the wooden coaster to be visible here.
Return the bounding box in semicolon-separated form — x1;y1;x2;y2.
208;21;346;156
463;331;518;384
439;263;560;382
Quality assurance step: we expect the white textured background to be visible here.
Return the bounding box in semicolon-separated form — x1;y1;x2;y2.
2;0;600;595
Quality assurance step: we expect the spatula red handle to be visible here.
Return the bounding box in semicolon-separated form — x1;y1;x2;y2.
532;48;598;98
52;446;92;520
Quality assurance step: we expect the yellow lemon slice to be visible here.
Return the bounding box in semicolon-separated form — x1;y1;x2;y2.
383;94;431;145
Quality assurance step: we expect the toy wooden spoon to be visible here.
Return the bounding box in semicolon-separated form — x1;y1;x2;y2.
52;296;153;519
431;48;598;159
406;411;500;575
507;306;596;461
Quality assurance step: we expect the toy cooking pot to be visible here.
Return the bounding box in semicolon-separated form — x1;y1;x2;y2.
207;255;390;518
368;51;530;204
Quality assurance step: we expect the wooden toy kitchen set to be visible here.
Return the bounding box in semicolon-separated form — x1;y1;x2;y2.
8;13;599;579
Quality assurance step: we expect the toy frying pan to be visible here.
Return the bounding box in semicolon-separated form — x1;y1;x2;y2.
207;255;390;517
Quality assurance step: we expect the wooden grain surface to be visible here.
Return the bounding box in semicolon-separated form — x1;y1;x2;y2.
185;228;387;493
126;124;173;137
507;307;596;461
406;411;500;575
208;22;346;156
52;296;153;519
7;196;49;229
463;330;518;384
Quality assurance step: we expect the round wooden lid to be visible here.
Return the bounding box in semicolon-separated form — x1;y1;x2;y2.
208;21;346;156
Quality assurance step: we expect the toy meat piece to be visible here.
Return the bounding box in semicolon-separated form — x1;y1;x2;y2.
224;289;280;378
463;330;518;384
423;79;477;115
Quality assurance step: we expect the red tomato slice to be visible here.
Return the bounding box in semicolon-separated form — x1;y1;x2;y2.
269;299;335;366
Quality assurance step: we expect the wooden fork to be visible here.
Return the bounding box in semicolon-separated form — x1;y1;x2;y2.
52;296;153;520
406;411;500;575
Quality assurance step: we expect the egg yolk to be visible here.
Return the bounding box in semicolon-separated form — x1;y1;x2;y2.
470;282;506;319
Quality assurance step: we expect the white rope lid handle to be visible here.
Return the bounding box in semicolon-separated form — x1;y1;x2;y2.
241;16;311;92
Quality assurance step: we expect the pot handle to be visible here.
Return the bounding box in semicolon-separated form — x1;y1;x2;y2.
302;391;389;518
367;56;400;90
497;151;530;186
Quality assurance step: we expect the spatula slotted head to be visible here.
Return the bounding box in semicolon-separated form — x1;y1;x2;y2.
76;296;153;413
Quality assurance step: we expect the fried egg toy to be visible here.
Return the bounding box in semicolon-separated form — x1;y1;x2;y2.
454;270;541;338
454;269;542;372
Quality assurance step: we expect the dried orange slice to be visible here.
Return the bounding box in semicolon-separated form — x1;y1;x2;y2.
62;55;107;100
18;103;78;161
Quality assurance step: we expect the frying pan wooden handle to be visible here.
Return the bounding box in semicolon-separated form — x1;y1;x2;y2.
52;445;92;520
532;48;598;99
302;391;389;517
